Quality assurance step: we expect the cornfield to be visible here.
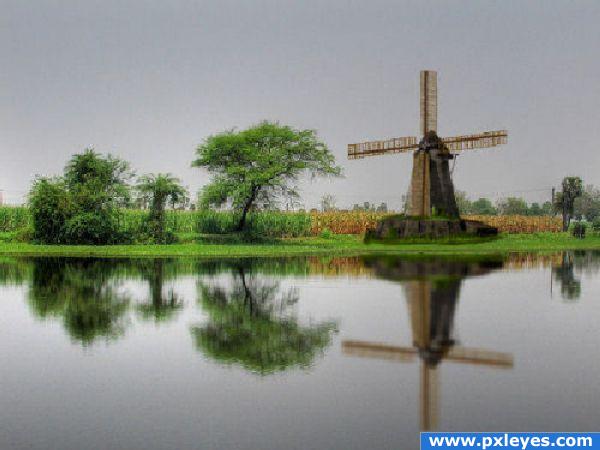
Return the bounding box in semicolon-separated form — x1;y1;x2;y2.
0;207;31;232
463;215;562;233
310;212;388;235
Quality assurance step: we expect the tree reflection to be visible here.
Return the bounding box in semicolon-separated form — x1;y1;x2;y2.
136;259;183;323
191;264;337;375
552;252;581;300
28;258;130;345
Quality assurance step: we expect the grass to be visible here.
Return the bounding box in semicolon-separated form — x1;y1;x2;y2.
0;232;598;258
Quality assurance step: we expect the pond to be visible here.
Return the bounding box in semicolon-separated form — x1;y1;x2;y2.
1;252;599;450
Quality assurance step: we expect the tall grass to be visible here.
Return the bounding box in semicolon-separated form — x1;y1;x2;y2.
195;211;312;237
0;207;31;232
0;206;565;238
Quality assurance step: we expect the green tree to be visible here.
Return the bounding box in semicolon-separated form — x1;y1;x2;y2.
471;197;497;215
136;173;187;243
65;149;132;207
541;201;554;215
193;122;342;231
454;190;473;215
554;177;583;231
497;197;528;215
574;184;600;221
528;202;542;215
28;149;134;244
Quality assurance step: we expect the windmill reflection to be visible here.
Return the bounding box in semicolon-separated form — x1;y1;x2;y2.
191;262;337;375
342;257;514;431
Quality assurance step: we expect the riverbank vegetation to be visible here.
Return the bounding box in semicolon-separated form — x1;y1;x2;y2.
0;233;600;258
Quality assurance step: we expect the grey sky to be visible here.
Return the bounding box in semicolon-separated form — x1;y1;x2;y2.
1;0;599;208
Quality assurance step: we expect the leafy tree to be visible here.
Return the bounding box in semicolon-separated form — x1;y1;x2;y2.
470;197;497;215
136;173;187;243
496;197;528;215
541;201;554;215
554;177;583;231
528;202;543;216
65;149;132;207
454;190;473;215
574;184;600;221
193;122;342;231
28;149;134;244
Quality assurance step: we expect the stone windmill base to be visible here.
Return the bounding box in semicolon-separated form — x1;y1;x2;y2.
365;135;498;241
365;215;498;241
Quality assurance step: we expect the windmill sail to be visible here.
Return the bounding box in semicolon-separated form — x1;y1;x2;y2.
420;70;438;135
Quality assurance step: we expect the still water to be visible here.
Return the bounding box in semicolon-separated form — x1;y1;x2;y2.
1;253;599;450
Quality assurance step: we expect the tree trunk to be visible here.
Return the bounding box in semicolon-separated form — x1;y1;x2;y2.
236;187;259;232
562;203;569;232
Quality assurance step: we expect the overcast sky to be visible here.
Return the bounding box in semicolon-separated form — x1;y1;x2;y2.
1;0;599;208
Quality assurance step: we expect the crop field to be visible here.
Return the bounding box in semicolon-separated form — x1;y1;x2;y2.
463;214;563;233
0;206;564;237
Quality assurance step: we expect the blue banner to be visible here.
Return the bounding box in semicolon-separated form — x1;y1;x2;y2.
421;433;600;449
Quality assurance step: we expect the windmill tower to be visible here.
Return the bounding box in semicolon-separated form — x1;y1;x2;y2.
348;71;507;218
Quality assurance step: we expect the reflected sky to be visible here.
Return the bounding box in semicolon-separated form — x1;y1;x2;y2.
0;253;599;450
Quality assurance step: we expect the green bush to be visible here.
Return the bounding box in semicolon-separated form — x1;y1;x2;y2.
64;212;123;245
572;222;587;239
29;178;72;244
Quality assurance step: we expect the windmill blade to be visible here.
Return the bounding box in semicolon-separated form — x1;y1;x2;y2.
442;130;508;152
342;340;417;362
342;340;513;368
420;70;438;135
445;346;514;368
421;364;439;431
348;136;418;160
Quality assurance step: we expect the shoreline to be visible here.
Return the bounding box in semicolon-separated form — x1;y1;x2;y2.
0;233;598;258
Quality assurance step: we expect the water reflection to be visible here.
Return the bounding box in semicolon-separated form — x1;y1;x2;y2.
0;251;597;353
190;261;338;375
343;256;514;431
136;259;183;323
28;258;130;345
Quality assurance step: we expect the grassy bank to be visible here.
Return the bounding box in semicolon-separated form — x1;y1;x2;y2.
0;233;598;258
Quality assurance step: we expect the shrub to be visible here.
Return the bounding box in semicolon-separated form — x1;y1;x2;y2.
572;222;586;239
64;212;122;245
28;149;133;245
319;228;334;239
29;178;72;244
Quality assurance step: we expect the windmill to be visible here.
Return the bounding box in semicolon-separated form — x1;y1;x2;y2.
342;258;514;430
348;71;507;218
